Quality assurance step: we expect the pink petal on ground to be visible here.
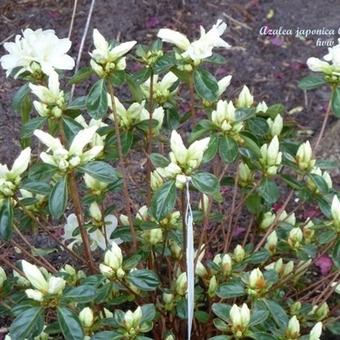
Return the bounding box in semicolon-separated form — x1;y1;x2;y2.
315;255;333;275
145;16;160;29
271;36;284;46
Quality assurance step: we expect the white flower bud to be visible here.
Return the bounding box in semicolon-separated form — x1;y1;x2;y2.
22;261;48;292
0;267;7;288
288;227;303;249
79;307;94;328
309;322;322;340
237;85;253;108
265;231;278;254
233;245;245;263
176;272;187;296
256;101;268;113
296;141;315;172
331;195;340;230
286;316;300;339
25;289;44;302
267;114;283;136
208;275;218;297
89;202;102;222
260;211;275;230
248;268;266;291
230;303;250;337
47;276;65;295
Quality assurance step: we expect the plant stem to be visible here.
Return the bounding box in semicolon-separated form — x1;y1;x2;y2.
107;81;137;251
181;189;187;269
68;172;97;274
314;95;333;152
146;70;154;205
189;73;196;120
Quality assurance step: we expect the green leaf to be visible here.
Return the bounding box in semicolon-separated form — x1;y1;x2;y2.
21;181;51;195
127;269;160;291
212;303;231;322
141;304;156;322
193;68;218;102
57;307;84;340
209;336;231;340
205;54;226;64
62;116;83;142
12;83;32;119
150;153;170;168
150;180;176;221
80;161;120;183
87;79;108;119
244;250;270;264
154;53;176;74
0;199;13;240
219;136;238;163
9;307;44;339
49;177;68;219
91;331;122;340
62;285;96;303
191;172;219;195
132;68;151;85
263;299;288;330
21;116;47;138
332;87;340;117
68;67;94;84
203;134;219;162
110;70;126;86
126;74;145;102
249;308;269;326
217;280;245;298
195;310;210;323
298;75;325;90
258;179;280;204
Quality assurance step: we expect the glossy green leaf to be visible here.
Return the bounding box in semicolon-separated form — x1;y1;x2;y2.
219;136;238;163
217;280;245;298
0;199;13;240
57;307;84;340
332;87;340;117
68;67;94;84
49;176;68;219
191;172;219;195
21;116;47;138
127;269;160;291
87;79;108;119
80;161;120;183
298;75;325;90
193;68;218;102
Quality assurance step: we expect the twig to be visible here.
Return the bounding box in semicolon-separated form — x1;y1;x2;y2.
313;96;332;152
68;0;79;39
70;0;97;99
222;12;252;31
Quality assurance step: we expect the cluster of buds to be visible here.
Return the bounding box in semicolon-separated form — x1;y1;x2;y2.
29;73;65;118
0;148;31;198
307;39;340;83
266;258;294;279
307;167;332;193
296;141;315;172
162;292;175;311
99;243;125;279
19;189;46;212
287;227;303;250
34;126;103;172
141;72;178;105
157;20;230;67
90;29;136;78
213;253;233;277
260;136;282;176
285;316;300;340
331;195;340;232
211;99;243;135
84;173;109;196
60;264;85;285
247;268;266;297
267;114;283;137
265;231;278;255
122;307;146;338
152;130;210;188
229;303;250;338
22;261;65;303
238;162;253;187
236;85;254;108
109;96;164;133
309;303;329;321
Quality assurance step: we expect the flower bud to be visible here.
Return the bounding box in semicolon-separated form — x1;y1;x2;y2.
89;202;102;222
331;195;340;231
79;307;94;328
237;85;253;108
260;136;282;175
47;276;66;295
296;141;315;172
267;114;283;136
25;289;44;302
0;267;6;289
151;170;164;190
248;268;266;292
22;260;48;292
198;194;209;216
233;245;245;263
260;211;275;230
169;240;182;260
216;254;233;276
238;162;252;186
256;101;268;113
176;272;187;296
290;301;301;315
286;316;300;339
288;227;303;249
265;231;278;255
309;322;322;340
229;303;250;337
208;275;218;297
195;260;208;278
314;303;329;321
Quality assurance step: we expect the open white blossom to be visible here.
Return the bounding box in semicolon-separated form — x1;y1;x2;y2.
29;73;64;118
141;72;178;104
90;29;136;77
22;260;65;302
0;28;74;77
158;20;230;64
34;127;103;171
307;38;340;76
0;147;31;198
64;211;121;251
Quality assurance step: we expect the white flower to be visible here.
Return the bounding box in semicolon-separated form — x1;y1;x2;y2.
124;306;142;330
22;260;48;292
260;136;282;175
331;195;340;230
230;304;250;337
296;141;315;171
1;28;74;77
34;127;103;171
140;107;165;132
90;29;136;76
158;20;230;63
309;322;322;340
211;100;243;133
237;85;254;108
169;130;210;172
141;72;178;103
79;307;94;328
307;57;333;73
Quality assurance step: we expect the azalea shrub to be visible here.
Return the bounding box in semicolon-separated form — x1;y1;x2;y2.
0;21;339;340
